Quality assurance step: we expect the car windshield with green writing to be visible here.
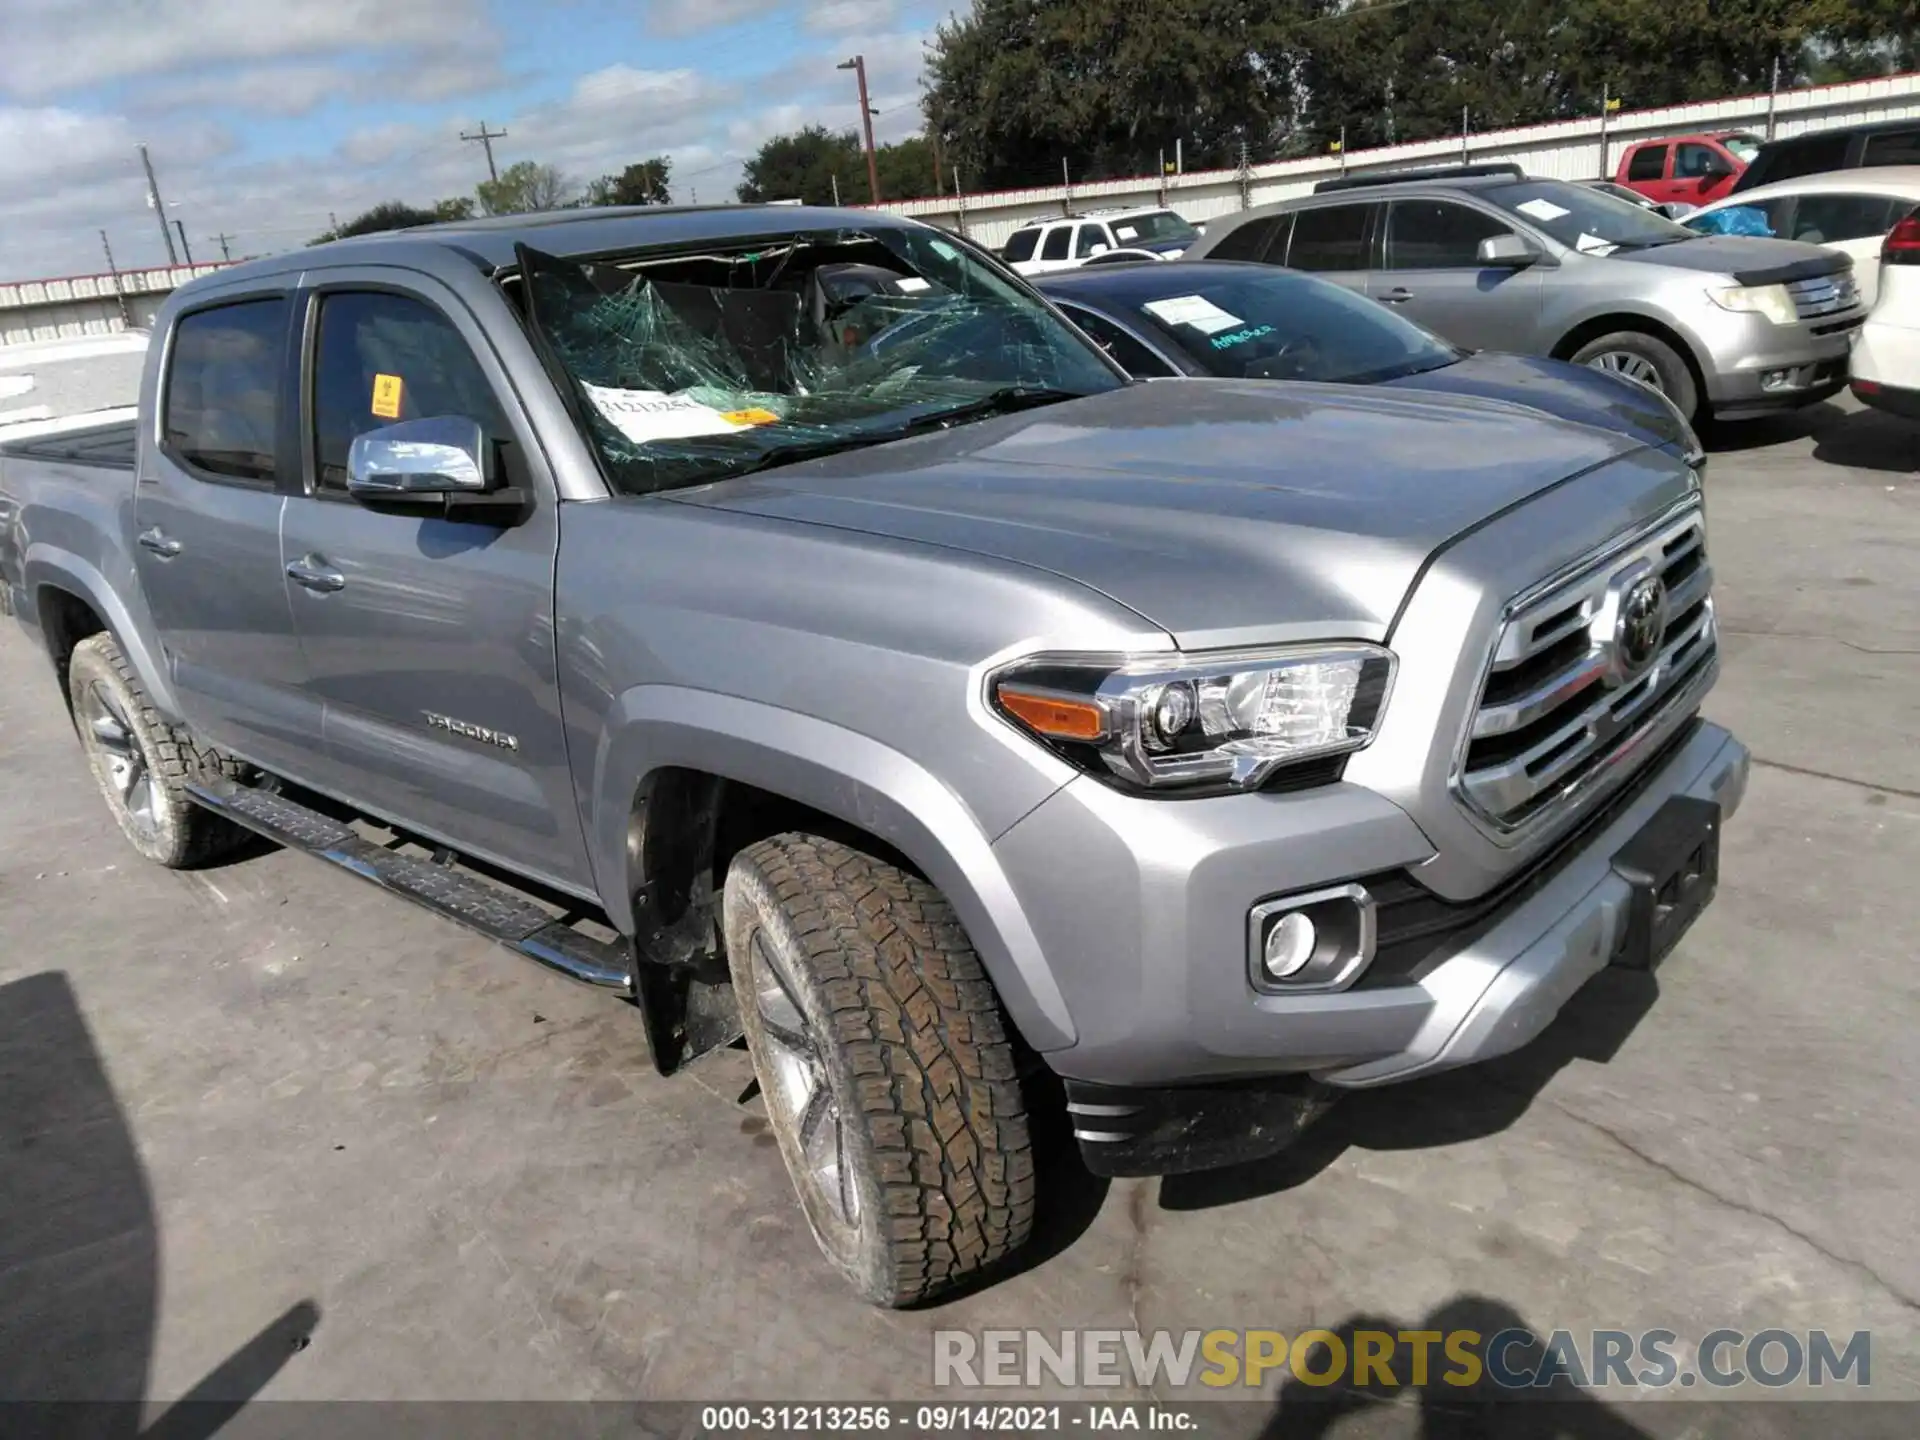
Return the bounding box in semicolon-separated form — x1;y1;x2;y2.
1122;269;1462;383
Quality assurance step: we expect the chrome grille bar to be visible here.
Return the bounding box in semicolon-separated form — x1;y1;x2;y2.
1455;502;1717;834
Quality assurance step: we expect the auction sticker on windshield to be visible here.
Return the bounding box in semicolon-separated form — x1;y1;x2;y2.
1141;295;1243;335
579;382;774;445
1515;198;1571;223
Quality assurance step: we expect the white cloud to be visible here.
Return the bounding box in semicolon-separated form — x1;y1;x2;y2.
0;0;495;97
805;0;897;33
137;64;358;119
338;122;426;167
647;0;784;38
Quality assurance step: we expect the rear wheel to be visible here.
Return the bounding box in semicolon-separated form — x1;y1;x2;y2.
1570;330;1700;422
67;633;250;868
723;833;1035;1306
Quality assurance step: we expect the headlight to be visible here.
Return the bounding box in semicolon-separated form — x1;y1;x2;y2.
990;644;1396;793
1708;283;1797;326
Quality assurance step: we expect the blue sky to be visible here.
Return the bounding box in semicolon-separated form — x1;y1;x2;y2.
0;0;949;281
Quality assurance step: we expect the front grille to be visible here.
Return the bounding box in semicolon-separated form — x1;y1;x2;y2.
1455;503;1717;834
1788;270;1860;319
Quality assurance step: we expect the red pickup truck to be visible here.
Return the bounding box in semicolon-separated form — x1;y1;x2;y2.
1615;131;1761;207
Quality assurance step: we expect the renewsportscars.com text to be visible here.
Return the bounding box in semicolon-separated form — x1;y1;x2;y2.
933;1327;1872;1392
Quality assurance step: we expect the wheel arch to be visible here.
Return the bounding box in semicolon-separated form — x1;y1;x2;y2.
24;547;181;720
591;685;1078;1055
1550;312;1710;413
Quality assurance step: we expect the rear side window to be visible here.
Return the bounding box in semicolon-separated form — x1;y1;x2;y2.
1002;228;1039;264
1286;204;1371;271
1755;133;1852;186
1384;200;1510;268
163;298;288;483
1075;224;1109;258
1789;193;1902;244
1862;128;1920;167
310;291;508;492
1627;145;1667;182
1206;214;1288;263
1040;227;1072;262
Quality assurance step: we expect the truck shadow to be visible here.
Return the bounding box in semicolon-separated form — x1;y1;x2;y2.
0;970;320;1435
1159;967;1659;1212
1257;1295;1655;1439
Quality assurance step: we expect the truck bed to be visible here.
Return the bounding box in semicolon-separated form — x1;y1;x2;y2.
0;418;138;470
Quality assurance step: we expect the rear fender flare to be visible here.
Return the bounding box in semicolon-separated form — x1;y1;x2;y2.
23;545;181;719
587;685;1077;1052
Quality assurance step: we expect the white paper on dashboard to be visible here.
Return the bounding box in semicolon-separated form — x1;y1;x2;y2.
1515;198;1571;222
579;382;748;444
1573;232;1618;255
1141;295;1244;334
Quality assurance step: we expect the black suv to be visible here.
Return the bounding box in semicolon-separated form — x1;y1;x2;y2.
1733;119;1920;193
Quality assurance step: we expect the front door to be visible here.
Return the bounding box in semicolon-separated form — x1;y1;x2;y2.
130;291;318;780
1376;199;1544;352
1280;201;1375;298
277;274;593;893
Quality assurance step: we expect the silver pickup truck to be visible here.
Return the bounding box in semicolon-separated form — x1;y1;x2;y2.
0;205;1748;1306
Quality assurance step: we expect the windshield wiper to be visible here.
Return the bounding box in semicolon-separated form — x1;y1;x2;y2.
902;385;1090;433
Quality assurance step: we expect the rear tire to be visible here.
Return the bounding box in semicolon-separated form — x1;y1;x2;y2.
1570;330;1700;422
67;633;251;869
723;833;1035;1306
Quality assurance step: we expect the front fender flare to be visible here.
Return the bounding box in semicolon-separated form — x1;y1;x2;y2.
587;685;1077;1052
23;544;180;719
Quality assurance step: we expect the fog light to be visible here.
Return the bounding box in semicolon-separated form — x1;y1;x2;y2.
1248;884;1377;994
1761;368;1794;391
1263;912;1318;978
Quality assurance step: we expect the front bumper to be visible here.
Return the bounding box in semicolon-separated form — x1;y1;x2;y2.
1698;311;1858;419
996;718;1748;1099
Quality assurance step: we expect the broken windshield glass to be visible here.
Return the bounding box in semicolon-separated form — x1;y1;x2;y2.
514;225;1124;496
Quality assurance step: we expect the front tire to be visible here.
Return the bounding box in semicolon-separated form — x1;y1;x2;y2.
723;833;1035;1306
67;633;250;868
1570;330;1700;422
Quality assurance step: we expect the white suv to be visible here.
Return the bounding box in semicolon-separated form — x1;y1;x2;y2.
1000;208;1201;276
1851;204;1920;420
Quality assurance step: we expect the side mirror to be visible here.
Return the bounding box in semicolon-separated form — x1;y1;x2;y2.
347;416;489;498
1477;233;1539;268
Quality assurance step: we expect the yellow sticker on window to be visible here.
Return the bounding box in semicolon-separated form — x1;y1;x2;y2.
720;407;779;426
370;373;405;420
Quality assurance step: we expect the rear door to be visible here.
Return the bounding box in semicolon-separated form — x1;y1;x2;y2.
131;289;318;780
1673;141;1740;206
276;271;592;892
1783;192;1908;307
1377;197;1543;351
1279;202;1374;296
1623;143;1669;200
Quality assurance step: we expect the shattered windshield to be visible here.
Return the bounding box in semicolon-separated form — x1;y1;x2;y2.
514;225;1123;496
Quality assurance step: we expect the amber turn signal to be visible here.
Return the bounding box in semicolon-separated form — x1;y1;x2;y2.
996;685;1106;742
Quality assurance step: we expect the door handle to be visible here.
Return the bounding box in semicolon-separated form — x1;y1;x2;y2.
138;527;182;558
1377;288;1414;303
286;556;346;594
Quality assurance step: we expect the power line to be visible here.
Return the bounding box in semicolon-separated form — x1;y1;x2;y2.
461;121;508;181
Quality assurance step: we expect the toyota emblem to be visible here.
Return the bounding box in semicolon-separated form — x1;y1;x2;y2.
1615;575;1668;674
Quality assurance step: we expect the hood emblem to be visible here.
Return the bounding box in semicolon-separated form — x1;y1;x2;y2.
1614;574;1668;676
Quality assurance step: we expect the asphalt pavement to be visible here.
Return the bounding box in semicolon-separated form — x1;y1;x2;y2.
1;396;1916;1434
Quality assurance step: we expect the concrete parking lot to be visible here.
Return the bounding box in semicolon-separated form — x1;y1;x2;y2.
2;397;1916;1433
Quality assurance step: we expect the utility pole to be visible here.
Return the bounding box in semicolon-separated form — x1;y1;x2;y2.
213;232;234;261
836;57;881;204
1461;105;1470;161
831;172;841;207
137;143;179;266
99;231;131;328
1339;124;1348;176
1766;56;1782;140
1599;84;1620;177
1237;137;1251;210
1061;155;1073;216
173;219;194;266
953;166;967;238
461;121;508;181
931;128;944;192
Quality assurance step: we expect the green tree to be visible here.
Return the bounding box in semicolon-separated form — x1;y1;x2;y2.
476;160;573;216
309;197;475;245
583;157;673;207
738;126;866;203
873;136;943;202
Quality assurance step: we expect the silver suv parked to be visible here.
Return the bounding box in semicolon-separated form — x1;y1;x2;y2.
1186;165;1868;422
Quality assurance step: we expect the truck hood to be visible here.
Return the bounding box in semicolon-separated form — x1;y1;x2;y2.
1606;233;1848;283
672;380;1645;648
